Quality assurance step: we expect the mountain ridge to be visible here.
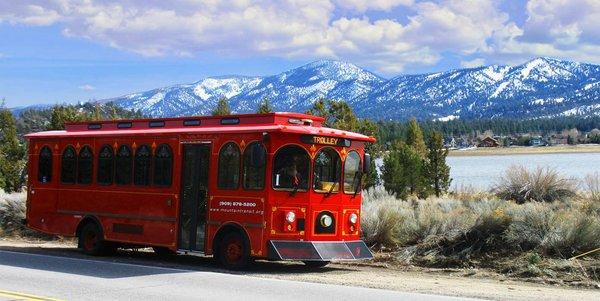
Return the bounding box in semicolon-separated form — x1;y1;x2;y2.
12;57;600;121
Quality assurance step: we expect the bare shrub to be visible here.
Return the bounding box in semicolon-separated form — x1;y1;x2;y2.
460;199;513;253
0;190;56;238
450;184;492;202
362;184;600;262
361;187;407;248
0;190;28;235
505;202;557;250
542;210;600;257
406;198;474;245
583;173;600;208
493;166;576;204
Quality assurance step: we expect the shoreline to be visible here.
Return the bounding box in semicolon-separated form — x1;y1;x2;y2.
448;144;600;157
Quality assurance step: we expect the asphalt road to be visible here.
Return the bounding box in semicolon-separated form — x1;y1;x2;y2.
0;249;482;301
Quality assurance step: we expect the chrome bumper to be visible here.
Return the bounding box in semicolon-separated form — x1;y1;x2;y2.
268;240;373;261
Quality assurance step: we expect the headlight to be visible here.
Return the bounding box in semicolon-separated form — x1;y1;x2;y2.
320;214;333;227
349;213;358;224
285;211;296;223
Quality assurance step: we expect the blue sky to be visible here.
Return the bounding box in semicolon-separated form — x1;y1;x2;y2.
1;0;599;107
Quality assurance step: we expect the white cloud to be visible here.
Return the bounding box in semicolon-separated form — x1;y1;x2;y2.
483;0;600;64
461;58;486;68
1;0;599;73
79;84;95;91
335;0;414;12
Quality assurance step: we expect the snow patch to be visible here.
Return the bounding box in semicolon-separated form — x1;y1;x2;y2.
435;115;458;121
482;67;507;81
531;99;545;105
426;72;442;80
521;58;544;78
491;82;509;98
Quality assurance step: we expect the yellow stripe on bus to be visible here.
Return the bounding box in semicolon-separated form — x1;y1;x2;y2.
0;289;64;301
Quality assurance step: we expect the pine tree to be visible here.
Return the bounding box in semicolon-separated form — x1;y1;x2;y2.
401;144;426;197
406;117;427;156
305;98;328;121
382;142;426;198
382;145;405;197
0;107;26;193
424;131;451;197
257;97;273;113
212;97;231;116
327;100;359;131
47;105;85;130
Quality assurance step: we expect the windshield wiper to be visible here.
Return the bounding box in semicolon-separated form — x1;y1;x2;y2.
325;178;337;197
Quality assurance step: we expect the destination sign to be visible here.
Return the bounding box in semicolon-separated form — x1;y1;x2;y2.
300;135;351;147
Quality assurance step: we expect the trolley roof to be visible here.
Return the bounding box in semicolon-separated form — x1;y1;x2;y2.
25;112;376;143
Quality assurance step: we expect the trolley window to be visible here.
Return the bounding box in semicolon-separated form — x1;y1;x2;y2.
38;146;53;183
97;145;114;185
77;145;93;184
134;144;152;186
217;142;240;189
243;142;266;190
272;145;310;191
115;145;133;185
343;151;361;194
153;144;173;186
60;146;76;184
313;147;341;193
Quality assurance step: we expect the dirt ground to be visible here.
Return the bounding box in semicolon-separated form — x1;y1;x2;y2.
0;238;598;301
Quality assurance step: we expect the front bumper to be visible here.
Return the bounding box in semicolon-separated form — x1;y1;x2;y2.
268;240;373;261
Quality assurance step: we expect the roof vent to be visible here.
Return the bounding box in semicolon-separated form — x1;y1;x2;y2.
183;119;201;126
220;118;240;125
117;122;132;129
149;121;165;128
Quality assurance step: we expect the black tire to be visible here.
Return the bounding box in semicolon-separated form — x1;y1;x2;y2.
78;222;115;256
153;247;176;257
303;261;330;268
217;231;250;270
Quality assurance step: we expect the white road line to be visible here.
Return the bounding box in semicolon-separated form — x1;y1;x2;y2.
0;249;194;273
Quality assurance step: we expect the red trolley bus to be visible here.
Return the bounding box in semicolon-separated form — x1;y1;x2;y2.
25;112;374;268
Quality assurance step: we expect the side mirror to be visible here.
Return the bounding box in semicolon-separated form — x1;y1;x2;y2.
250;143;266;167
363;153;371;174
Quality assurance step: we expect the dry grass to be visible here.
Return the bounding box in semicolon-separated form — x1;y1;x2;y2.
584;172;600;205
362;182;600;260
493;166;577;204
0;190;27;236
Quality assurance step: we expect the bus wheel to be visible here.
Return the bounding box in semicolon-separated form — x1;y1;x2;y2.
79;223;114;256
218;232;250;269
303;261;330;268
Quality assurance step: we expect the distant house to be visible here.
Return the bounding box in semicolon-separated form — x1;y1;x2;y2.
549;134;568;145
530;137;547;146
444;137;457;149
478;136;500;147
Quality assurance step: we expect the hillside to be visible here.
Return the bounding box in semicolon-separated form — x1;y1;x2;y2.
13;58;600;121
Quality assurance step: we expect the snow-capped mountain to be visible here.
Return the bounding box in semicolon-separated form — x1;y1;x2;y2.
107;60;384;117
359;57;600;120
17;57;599;121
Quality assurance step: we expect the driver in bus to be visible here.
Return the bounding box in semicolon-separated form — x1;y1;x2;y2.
278;155;303;188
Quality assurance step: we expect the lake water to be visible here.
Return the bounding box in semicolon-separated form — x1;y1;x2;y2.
447;153;600;190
